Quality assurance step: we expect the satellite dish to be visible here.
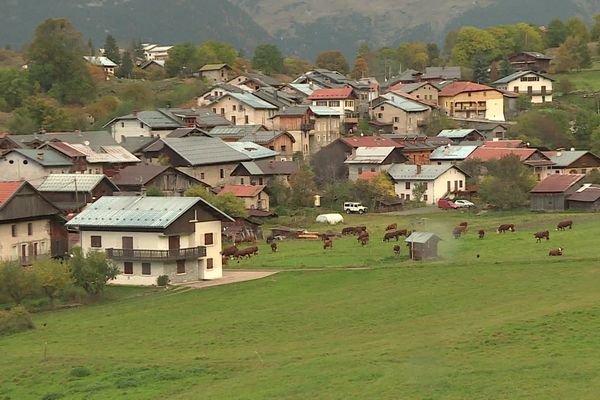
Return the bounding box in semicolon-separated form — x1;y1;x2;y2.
83;140;90;146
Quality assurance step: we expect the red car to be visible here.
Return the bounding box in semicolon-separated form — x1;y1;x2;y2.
438;198;460;209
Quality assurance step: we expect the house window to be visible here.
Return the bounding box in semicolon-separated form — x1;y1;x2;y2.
370;168;376;172
142;263;151;275
406;194;411;201
393;117;399;123
423;182;428;190
358;167;363;175
27;223;33;236
220;169;224;179
281;145;287;152
405;182;411;190
316;101;327;106
258;178;264;185
220;108;225;115
121;122;125;128
206;258;214;270
177;260;186;274
140;122;144;129
329;101;340;107
231;115;236;125
233;105;237;111
241;178;245;184
378;113;383;119
345;101;353;107
459;180;463;188
423;194;428;201
244;115;249;124
200;172;205;180
90;235;102;248
11;224;17;237
380;106;385;111
447;181;451;191
124;262;133;275
205;233;214;245
269;145;275;150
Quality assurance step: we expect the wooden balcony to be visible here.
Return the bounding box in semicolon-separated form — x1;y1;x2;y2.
301;122;315;132
106;246;206;261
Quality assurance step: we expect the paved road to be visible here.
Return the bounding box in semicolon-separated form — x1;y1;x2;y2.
180;270;279;289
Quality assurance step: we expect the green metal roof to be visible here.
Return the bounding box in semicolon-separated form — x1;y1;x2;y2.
309;106;342;116
38;174;117;192
66;196;233;229
9;148;73;167
405;232;441;244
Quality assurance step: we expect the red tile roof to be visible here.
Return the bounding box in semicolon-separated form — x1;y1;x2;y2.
218;184;266;198
439;81;498;97
483;140;524;148
531;174;586;193
0;181;24;208
340;136;404;149
308;87;354;100
467;147;538;161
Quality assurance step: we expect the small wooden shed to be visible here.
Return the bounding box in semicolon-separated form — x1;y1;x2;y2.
405;232;442;260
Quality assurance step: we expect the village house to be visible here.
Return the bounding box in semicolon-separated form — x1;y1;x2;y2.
0;181;68;265
208;125;266;141
349;78;380;116
388;82;439;103
493;71;554;104
467;147;555;181
66;196;234;285
509;52;552;73
430;145;478;165
139;60;165;74
1;148;73;184
230;160;298;186
207;92;278;126
206;126;295;159
281;83;322;103
437;129;486;144
293;68;350;88
482;139;525;148
104;110;184;143
253;87;297;109
197;83;246;107
308;87;358;128
451;119;511;139
198;63;232;83
8;131;119;151
0;133;19;154
386;136;436;165
142;44;173;61
218;184;270;211
110;165;208;195
141;136;277;186
388;164;468;204
542;149;600;175
228;72;284;90
567;184;600;211
438;81;505;121
344;147;408;182
37;174;119;212
83;56;118;76
370;92;432;134
387;69;422;85
530;174;586;212
422;66;462;83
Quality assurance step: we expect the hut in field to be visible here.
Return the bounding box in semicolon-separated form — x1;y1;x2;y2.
405;232;441;260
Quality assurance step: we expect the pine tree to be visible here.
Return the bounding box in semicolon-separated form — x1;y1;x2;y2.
472;53;489;84
103;34;121;65
117;51;134;78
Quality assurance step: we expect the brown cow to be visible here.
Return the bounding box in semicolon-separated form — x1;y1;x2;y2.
323;238;333;250
459;222;468;230
393;244;401;255
452;227;463;239
396;229;408;237
342;227;355;235
243;236;256;243
355;226;367;234
357;231;369;242
556;220;573;231
234;236;242;245
222;255;229;266
271;242;278;253
534;230;550;243
549;247;563;256
383;231;400;242
221;246;238;258
236;246;259;259
497;224;515;233
266;235;274;244
359;236;369;246
386;223;397;231
478;230;485;239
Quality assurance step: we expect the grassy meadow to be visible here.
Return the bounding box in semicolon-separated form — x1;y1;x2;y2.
1;210;600;399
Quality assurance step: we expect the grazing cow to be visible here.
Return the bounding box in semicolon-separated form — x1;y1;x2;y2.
386;223;397;231
221;246;238;258
478;230;485;239
243;236;256;243
549;247;563;256
534;230;550;243
556;220;573;231
222;255;229;266
266;235;274;244
360;236;369;246
452;227;463;239
355;226;367;234
383;231;399;242
497;224;515;233
396;229;408;237
393;244;401;255
234;236;242;245
357;231;369;242
270;242;278;253
236;246;259;259
342;227;355;235
323;238;333;250
459;222;468;230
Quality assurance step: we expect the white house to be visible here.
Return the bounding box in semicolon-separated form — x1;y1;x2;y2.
388;164;468;204
492;70;554;104
66;196;234;286
344;147;407;181
83;56;118;76
308;87;357;124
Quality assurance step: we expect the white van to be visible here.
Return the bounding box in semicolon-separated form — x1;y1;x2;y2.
343;202;368;214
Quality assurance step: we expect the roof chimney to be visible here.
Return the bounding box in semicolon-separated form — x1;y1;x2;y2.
36;151;44;160
416;164;422;174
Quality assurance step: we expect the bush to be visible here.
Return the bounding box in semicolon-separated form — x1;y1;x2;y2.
0;306;34;336
60;285;87;304
156;275;170;287
70;366;92;378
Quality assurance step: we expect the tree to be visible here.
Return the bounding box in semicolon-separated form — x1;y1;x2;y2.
512;23;545;53
116;51;133;78
557;78;575;94
472;53;489;83
426;43;441;66
165;43;200;77
510;110;573;149
351;56;369;79
288;166;317;207
0;262;37;305
545;19;568;47
26;18;96;104
184;185;247;217
444;29;459;56
459;159;487;184
565;16;590;42
397;42;429;71
412;182;427;202
310;145;349;186
315;51;349;74
451;27;499;67
145;186;164;196
499;57;514;77
132;39;145;59
574;111;600;148
0;68;33;111
423;113;458;136
69;248;119;296
592;13;600;41
283;56;313;76
87;38;95;57
252;44;284;75
555;36;590;72
197;40;238;66
33;259;72;304
8;96;72;134
103;34;120;65
478;155;537;210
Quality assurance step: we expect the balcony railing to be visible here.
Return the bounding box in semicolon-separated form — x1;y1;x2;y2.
524;90;553;96
106;246;206;261
301;122;315;132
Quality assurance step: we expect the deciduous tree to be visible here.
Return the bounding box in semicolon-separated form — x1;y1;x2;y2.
316;51;349;74
478;155;536;210
33;259;72;304
69;248;119;296
8;96;71;134
252;44;284;75
165;43;200;77
289;166;317;207
184;185;247;217
0;262;37;305
545;19;568;47
451;27;499;67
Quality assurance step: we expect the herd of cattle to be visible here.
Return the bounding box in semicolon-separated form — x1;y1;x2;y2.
221;218;575;264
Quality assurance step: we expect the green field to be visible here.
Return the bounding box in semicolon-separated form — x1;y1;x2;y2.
553;62;600;92
1;211;600;399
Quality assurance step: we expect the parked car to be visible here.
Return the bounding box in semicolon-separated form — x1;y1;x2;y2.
343;202;368;214
454;199;475;208
437;198;460;209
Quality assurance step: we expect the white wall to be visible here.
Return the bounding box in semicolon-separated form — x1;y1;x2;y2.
498;74;553;104
110;119;153;143
1;153;68;184
195;220;223;280
0;219;52;262
393;168;466;204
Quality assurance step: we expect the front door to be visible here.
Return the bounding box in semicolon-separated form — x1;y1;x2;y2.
169;236;180;258
122;236;133;257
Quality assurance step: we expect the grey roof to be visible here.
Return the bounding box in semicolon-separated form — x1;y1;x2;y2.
287;83;319;96
241;131;295;145
242;72;283;87
395;82;429;93
66;196;233;229
208;125;265;139
345;147;396;164
493;70;554;85
388;164;459;181
238;160;298;175
224;93;278;110
274;105;310;117
438;129;481;139
104;111;181;129
84;56;118;68
376;93;430;112
6;148;73;167
199;63;231;71
161;137;251;165
10;131;117;151
423;66;461;80
225;142;278;160
120;136;160;153
430;145;479;160
544;150;597;167
520;52;552;59
38;174;117;192
167;128;209;138
405;232;441;244
194;109;231;127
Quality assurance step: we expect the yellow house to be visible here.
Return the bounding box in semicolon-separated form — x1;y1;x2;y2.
438;81;505;121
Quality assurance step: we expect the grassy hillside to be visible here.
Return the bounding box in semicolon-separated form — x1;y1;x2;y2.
1;211;599;399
